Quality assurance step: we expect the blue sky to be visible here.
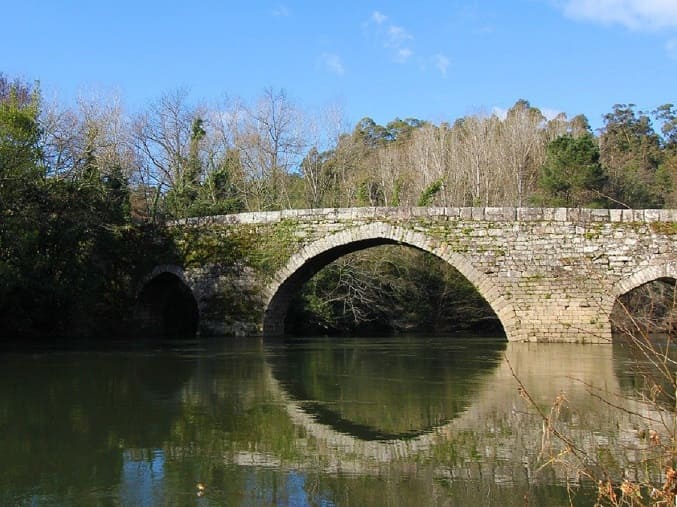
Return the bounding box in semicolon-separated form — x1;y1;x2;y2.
3;0;676;131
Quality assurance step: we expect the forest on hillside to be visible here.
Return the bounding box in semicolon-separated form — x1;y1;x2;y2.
2;73;676;337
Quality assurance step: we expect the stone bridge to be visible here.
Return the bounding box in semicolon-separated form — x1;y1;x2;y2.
139;207;677;342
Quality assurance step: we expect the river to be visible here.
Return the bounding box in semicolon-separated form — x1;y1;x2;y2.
0;335;672;506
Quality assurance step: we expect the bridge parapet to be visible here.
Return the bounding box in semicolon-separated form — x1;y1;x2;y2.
172;206;677;226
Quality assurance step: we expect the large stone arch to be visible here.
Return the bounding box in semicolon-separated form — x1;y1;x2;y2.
262;222;518;340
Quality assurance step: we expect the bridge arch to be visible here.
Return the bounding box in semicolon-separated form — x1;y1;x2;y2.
135;265;199;338
610;261;677;299
605;260;677;335
262;222;517;339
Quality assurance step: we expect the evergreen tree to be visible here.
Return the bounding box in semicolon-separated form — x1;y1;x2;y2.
538;133;607;207
599;104;664;208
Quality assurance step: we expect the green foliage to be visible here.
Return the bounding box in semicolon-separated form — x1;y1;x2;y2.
353;117;426;148
418;179;444;206
356;177;384;206
0;75;178;338
1;168;177;337
649;221;677;235
599;104;665;208
654;103;677;151
384;117;427;143
537;133;607;207
174;219;301;277
165;143;245;219
0;76;42;179
354;117;388;148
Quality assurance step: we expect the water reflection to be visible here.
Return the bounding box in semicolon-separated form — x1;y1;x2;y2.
265;336;506;440
0;337;666;506
613;334;677;410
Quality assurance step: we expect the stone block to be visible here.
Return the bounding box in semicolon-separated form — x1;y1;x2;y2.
553;208;568;221
460;208;473;220
644;209;661;222
485;207;516;221
609;209;623;222
590;209;610;222
445;207;462;219
658;209;677;221
518;208;543;221
471;207;485;220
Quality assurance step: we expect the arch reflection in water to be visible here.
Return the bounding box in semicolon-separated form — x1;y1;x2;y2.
265;336;505;440
264;337;670;486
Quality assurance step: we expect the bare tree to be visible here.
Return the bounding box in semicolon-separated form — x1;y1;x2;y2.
41;91;135;180
131;89;206;218
300;101;350;208
495;101;547;207
409;124;456;205
373;143;409;206
232;88;306;210
455;115;502;206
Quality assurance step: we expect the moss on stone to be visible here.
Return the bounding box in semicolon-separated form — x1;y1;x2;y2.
649;221;677;235
172;219;305;278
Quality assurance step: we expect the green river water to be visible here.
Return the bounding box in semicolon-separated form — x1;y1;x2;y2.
0;335;670;506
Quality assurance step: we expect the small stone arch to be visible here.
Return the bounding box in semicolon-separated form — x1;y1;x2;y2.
139;264;190;289
135;265;199;338
262;222;518;340
610;261;677;300
605;260;677;335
